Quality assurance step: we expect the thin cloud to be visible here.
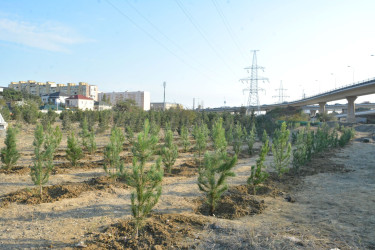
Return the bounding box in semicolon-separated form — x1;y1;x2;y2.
0;18;90;52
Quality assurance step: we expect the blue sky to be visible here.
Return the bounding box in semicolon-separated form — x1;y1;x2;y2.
1;0;375;108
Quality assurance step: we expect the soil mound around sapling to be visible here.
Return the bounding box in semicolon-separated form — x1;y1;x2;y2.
86;214;209;249
52;161;104;174
195;187;266;219
165;160;198;177
0;166;30;175
0;176;127;207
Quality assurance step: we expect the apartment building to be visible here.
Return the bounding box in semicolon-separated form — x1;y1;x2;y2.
9;80;99;101
98;91;150;111
150;102;183;110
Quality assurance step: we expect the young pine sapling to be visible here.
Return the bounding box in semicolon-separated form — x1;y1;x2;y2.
1;126;20;170
128;119;163;237
66;132;83;167
248;139;269;195
180;125;191;152
271;122;292;177
198;153;237;216
103;127;125;181
232;123;244;156
161;129;178;173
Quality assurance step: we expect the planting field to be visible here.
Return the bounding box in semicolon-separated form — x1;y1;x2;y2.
0;122;374;249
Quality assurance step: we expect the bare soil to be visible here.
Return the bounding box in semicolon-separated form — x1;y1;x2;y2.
0;121;374;249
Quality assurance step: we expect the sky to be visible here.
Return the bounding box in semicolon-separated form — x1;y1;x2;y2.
1;0;375;109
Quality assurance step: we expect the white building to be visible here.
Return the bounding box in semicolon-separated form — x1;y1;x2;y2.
98;91;150;111
41;92;70;105
65;95;94;110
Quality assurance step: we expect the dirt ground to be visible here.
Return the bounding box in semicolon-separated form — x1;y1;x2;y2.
0;122;374;249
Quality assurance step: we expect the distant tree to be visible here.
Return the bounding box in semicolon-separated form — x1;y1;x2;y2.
113;99;140;112
62;112;72;130
245;124;257;155
1;126;20;170
161;129;178;173
194;124;209;168
261;129;268;144
66;132;83;167
0;106;11;121
103;127;125;181
180;125;191;152
211;118;227;155
79;117;90;150
22;101;40;124
232;123;244;156
87;131;97;155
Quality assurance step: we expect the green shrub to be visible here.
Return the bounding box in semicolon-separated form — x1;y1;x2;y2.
1;126;20;170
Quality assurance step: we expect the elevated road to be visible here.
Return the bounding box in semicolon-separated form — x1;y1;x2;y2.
205;77;375;123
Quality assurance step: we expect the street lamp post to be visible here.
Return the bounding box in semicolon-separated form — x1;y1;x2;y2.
347;66;355;83
331;73;336;89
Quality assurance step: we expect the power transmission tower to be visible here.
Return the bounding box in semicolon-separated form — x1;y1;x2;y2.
240;50;268;115
273;80;289;103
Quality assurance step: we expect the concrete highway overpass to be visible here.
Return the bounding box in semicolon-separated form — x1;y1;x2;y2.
205;77;375;122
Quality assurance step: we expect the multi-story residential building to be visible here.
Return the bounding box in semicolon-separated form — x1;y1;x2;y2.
150;102;183;110
9;80;98;101
98;91;150;111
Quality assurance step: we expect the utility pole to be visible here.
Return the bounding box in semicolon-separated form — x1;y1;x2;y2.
193;98;195;110
240;50;268;115
273;80;289;103
163;81;166;111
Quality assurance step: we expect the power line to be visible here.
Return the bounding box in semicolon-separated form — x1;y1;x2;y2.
104;0;217;82
123;0;219;78
211;0;247;64
174;0;237;77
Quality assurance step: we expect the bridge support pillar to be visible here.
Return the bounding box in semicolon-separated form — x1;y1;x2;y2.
346;96;357;123
310;110;317;117
318;102;326;114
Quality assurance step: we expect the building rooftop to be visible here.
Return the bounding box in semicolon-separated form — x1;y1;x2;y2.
66;95;93;100
42;92;70;97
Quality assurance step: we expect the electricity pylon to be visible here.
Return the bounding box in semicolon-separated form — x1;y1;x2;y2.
240;50;268;115
273;80;289;103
